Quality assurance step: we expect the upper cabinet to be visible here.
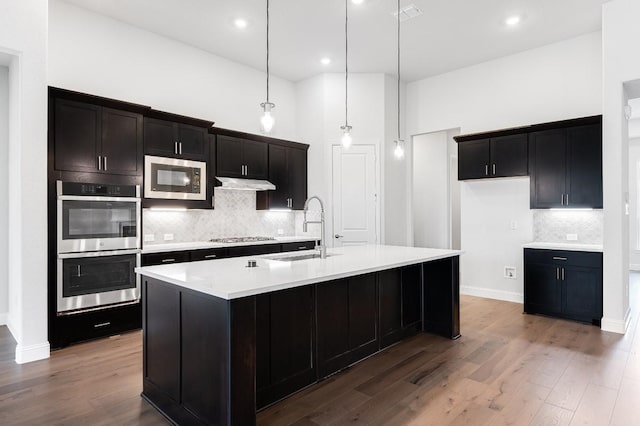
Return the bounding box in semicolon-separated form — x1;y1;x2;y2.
458;134;528;180
257;144;308;210
53;97;143;176
529;120;602;209
143;117;209;161
216;134;268;180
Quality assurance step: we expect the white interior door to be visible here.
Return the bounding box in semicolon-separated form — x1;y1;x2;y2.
332;145;377;247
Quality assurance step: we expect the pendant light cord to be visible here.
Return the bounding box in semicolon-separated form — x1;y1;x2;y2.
344;0;349;128
266;0;270;103
397;0;401;141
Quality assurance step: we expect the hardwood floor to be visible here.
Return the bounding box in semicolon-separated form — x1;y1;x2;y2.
1;275;639;425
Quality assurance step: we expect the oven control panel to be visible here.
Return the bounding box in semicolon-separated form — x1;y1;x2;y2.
60;182;139;198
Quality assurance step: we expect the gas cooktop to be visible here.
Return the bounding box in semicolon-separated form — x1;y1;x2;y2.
209;236;276;244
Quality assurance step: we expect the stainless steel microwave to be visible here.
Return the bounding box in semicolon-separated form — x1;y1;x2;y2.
144;155;207;200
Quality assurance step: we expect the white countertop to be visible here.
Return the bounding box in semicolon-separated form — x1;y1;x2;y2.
523;242;603;252
136;244;462;300
141;236;317;254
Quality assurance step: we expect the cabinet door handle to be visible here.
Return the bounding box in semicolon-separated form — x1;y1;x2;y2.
161;258;176;263
561;268;565;281
204;254;217;259
93;322;111;328
174;141;178;154
485;164;488;176
561;194;565;206
179;142;182;155
103;156;107;171
97;155;102;171
77;265;81;276
492;164;496;175
245;165;248;176
556;267;560;280
565;194;569;206
552;257;567;261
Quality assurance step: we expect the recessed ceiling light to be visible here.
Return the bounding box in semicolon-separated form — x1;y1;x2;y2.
234;18;248;29
505;15;521;27
320;57;331;65
352;0;365;5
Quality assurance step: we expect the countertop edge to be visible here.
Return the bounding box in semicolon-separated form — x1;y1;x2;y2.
141;236;318;254
522;242;603;252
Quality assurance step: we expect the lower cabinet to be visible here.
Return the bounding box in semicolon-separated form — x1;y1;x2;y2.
379;265;423;348
256;286;316;409
524;248;603;325
316;274;378;377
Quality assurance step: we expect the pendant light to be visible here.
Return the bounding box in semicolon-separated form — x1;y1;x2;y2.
394;0;405;159
340;0;352;149
260;0;275;133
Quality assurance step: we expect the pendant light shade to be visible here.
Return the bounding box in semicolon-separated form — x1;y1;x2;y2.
393;0;405;159
260;0;275;133
341;0;352;149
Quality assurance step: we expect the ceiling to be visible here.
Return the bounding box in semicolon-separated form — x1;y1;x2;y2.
61;0;607;82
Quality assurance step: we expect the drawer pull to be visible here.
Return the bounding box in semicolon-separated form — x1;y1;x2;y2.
204;254;217;259
161;258;176;263
552;257;567;261
94;322;111;328
298;246;308;250
556;267;560;280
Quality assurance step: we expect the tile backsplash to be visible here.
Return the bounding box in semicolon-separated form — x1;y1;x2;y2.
533;210;603;244
143;189;317;245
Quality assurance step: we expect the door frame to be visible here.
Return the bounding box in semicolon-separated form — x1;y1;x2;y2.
329;143;381;247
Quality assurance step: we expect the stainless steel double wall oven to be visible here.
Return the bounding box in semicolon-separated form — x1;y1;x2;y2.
56;181;141;314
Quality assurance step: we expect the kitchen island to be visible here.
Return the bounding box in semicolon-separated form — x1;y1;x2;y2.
136;244;462;425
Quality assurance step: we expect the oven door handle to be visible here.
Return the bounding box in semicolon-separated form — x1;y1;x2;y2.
58;195;141;203
58;249;141;259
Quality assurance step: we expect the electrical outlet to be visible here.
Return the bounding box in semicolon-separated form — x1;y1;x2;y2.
510;220;518;230
566;233;578;241
504;266;517;279
163;233;174;241
144;234;155;242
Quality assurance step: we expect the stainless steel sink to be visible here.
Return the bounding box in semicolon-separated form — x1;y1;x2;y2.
266;252;334;262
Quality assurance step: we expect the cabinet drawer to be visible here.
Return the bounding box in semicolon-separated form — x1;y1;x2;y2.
190;248;229;261
227;244;281;257
142;251;190;266
281;241;316;252
524;249;602;268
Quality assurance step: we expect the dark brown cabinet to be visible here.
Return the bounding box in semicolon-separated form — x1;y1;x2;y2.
216;134;268;179
458;134;528;180
423;256;460;339
257;144;308;210
316;274;378;377
524;248;603;325
144;117;208;161
256;286;316;409
529;122;602;208
53;98;143;176
379;265;423;349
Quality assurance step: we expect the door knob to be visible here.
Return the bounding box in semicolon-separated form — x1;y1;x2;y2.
334;234;344;239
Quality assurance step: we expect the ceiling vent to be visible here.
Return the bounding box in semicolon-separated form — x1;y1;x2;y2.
392;4;423;22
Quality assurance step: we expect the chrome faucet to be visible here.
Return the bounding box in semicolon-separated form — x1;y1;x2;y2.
302;196;327;259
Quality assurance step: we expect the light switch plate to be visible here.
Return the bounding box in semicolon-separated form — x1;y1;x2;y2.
566;233;578;241
144;234;155;242
510;220;518;230
163;233;174;241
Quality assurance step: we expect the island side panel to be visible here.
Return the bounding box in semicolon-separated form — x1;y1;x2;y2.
422;256;461;339
142;276;257;425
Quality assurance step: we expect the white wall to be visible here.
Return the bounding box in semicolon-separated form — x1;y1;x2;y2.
296;73;407;246
0;0;50;362
48;0;298;140
0;65;8;325
602;0;640;333
628;138;640;269
412;131;449;249
406;32;602;302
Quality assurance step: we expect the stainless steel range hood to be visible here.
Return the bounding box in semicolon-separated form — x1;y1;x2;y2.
215;177;276;191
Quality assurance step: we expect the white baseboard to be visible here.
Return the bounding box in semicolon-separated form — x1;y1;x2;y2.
460;286;523;304
0;313;6;326
15;342;50;364
601;307;631;334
